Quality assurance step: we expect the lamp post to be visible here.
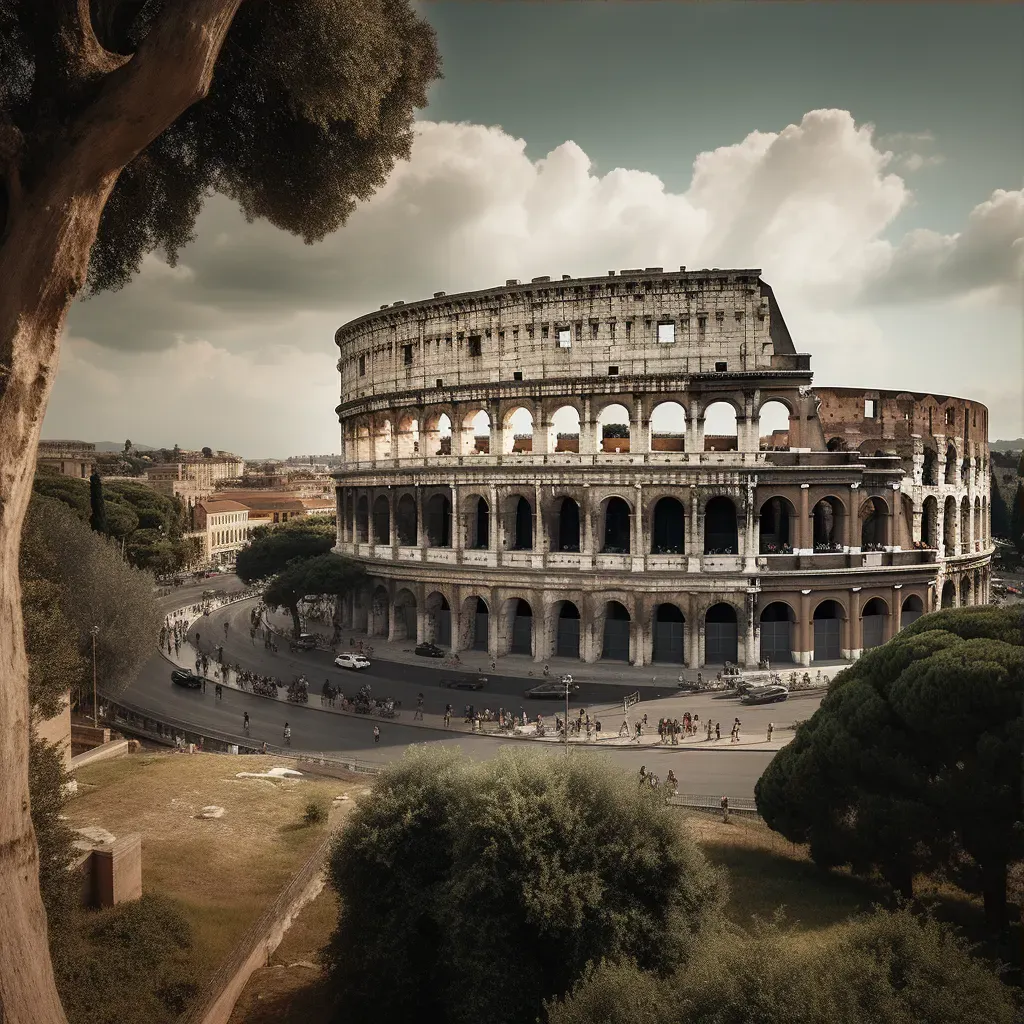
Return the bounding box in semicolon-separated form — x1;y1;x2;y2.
89;625;100;727
561;673;573;756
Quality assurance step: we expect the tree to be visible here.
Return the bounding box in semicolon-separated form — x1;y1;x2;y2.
547;908;1019;1024
990;472;1010;538
1011;481;1024;554
201;446;213;458
123;439;131;454
263;552;362;637
323;748;724;1024
755;607;1024;931
0;4;440;1018
88;471;107;534
235;518;335;583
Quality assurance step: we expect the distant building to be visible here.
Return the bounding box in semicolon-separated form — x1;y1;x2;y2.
37;440;95;479
195;499;252;564
147;451;245;505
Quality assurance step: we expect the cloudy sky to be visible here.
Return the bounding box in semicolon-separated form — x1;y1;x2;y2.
45;2;1024;456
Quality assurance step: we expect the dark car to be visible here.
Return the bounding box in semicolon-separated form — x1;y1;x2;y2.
171;669;207;689
740;685;789;706
440;676;486;691
415;642;445;658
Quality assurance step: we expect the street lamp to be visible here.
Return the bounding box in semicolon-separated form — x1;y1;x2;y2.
561;673;573;756
89;625;100;727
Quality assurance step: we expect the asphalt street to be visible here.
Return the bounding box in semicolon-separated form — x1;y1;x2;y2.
121;576;796;798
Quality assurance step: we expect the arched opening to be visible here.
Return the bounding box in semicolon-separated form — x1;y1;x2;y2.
393;589;417;641
425;592;451;647
356;495;369;543
598;403;631;454
601;601;631;661
463;409;491;456
552;497;581;552
959;576;971;607
652;604;686;664
649;401;686;453
466;596;489;651
425;492;452;547
860;496;888;550
555;601;581;659
812;497;844;551
940;580;955;609
506;495;533;550
703;401;738;452
943;496;957;553
861;597;888;650
503;407;535;454
960;497;971;555
396;414;419;460
973;497;982;551
944;444;958;484
759;602;796;664
651;497;685;554
509;599;533;656
374;418;394;461
901;594;924;628
757;400;791;450
812;600;842;661
705;603;738;664
826;436;850;453
396;493;417;546
603;497;631;553
549;405;581;453
372;495;391;545
704;496;738;554
922;448;937;486
921;496;938;548
759;497;794;553
423;412;452;457
466;495;490;549
370;585;390;637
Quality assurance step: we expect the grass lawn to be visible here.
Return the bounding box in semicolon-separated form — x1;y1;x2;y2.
67;752;369;984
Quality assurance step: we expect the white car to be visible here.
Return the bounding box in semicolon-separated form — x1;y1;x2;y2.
334;653;371;671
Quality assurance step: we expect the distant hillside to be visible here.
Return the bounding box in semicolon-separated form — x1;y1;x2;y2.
93;441;157;452
990;439;1024;453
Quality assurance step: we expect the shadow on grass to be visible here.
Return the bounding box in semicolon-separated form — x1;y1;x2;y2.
230;970;338;1024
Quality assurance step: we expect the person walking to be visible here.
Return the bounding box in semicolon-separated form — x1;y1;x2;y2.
243;712;250;734
731;718;741;743
283;723;291;746
619;719;629;737
767;722;774;742
373;724;381;744
715;721;721;741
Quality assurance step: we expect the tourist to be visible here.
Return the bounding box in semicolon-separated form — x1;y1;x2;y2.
767;722;774;742
283;723;291;745
373;724;380;744
243;712;250;734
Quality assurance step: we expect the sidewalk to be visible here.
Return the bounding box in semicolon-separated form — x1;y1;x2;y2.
261;605;844;693
158;600;794;754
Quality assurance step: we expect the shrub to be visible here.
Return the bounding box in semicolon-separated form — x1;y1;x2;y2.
304;800;328;826
323;748;725;1024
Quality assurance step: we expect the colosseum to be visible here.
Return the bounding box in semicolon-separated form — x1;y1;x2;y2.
331;267;993;670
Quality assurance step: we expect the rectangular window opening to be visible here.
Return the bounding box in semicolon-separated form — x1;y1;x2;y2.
864;399;879;419
715;361;727;373
557;328;572;349
513;370;523;381
358;354;366;376
468;335;482;357
608;365;619;376
657;322;676;344
403;344;413;366
435;378;444;388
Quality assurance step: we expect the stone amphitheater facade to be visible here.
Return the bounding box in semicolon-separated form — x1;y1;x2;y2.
331;267;992;669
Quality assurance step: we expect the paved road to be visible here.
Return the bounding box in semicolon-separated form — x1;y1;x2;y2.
121;577;793;798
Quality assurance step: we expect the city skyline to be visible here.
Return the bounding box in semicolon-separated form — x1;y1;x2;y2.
43;2;1024;457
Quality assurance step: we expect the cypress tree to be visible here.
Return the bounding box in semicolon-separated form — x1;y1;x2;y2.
989;472;1010;538
89;472;107;535
1011;480;1024;554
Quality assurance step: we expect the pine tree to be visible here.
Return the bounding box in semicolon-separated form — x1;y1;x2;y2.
88;474;107;536
989;472;1010;538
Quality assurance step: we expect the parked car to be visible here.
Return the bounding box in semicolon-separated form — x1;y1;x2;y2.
676;679;702;692
440;676;486;691
414;641;445;658
334;653;371;671
740;685;789;705
171;669;207;689
291;634;318;651
525;680;580;700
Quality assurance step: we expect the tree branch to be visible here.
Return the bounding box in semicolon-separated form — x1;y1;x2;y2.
57;0;130;80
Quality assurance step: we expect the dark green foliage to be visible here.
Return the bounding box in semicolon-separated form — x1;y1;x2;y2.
21;574;86;720
547;909;1019;1024
990;472;1010;538
263;553;363;638
32;475;92;520
1011;481;1024;554
22;495;161;699
324;748;725;1024
88;473;107;534
54;893;199;1024
235;519;335;583
602;423;630;439
304;800;328;826
755;608;1024;929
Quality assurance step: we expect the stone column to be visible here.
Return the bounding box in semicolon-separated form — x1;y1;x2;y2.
489;482;500;563
912;503;923;545
452;482;464;560
390;491;399;560
387;595;399;642
744;593;757;668
698;620;706;669
534;483;547;566
534;605;550;663
630;396;649;456
580;397;596;456
798;590;811;666
367;487;376;558
632;482;644;569
890;586;902;639
740;393;756;452
688;608;700;669
416;603;427;644
416;487;427;556
799;483;811;553
487;593;500;660
489;400;503;460
883;490;894;549
849;588;862;660
450;599;463;654
532;408;549;457
686;485;699;556
846;483;860;550
581;486;594;558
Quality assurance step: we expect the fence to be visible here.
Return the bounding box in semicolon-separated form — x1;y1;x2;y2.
669;793;760;817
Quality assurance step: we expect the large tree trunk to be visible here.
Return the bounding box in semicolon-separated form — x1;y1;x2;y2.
0;6;242;1022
